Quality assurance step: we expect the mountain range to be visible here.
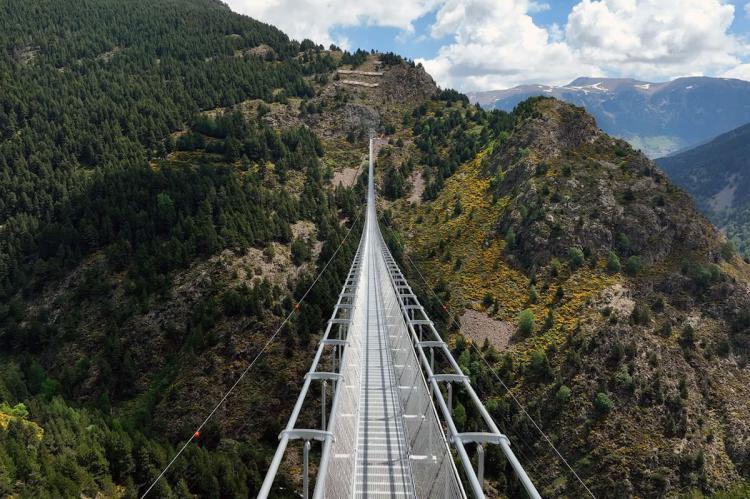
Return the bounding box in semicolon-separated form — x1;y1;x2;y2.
469;76;750;157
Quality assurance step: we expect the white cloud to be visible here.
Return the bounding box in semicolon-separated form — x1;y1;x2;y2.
224;0;440;47
723;62;750;80
420;0;748;90
418;0;598;91
565;0;742;80
528;2;551;13
746;2;750;17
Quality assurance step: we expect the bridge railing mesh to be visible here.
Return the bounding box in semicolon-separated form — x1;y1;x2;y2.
375;239;466;499
323;289;363;498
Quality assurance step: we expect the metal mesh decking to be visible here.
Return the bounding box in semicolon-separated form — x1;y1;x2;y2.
324;137;463;498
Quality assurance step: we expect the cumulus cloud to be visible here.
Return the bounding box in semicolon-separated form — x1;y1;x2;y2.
224;0;439;47
723;63;750;80
565;0;741;79
418;0;598;91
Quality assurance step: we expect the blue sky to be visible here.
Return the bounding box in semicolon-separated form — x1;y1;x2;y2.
328;1;580;60
228;0;750;91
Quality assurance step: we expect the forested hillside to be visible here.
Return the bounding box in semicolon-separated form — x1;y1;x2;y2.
2;1;750;498
0;0;379;496
0;0;327;300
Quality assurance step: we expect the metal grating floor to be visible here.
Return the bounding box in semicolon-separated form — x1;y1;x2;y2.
354;203;416;498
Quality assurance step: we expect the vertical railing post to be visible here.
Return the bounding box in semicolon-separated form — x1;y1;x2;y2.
303;440;311;499
321;380;327;430
477;444;485;490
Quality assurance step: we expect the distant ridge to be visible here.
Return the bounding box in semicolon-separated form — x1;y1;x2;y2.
469;76;750;157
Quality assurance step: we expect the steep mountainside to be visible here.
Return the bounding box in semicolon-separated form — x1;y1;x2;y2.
384;97;750;498
468;77;750;157
657;123;750;258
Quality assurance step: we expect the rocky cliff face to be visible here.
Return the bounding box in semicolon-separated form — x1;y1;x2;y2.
488;99;714;268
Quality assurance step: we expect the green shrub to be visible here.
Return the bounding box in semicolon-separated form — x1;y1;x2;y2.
630;303;651;325
568;247;584;268
550;258;561;277
556;385;571;402
482;292;494;308
0;402;29;418
453;198;463;217
518;309;535;336
652;296;665;312
616;233;631;253
606;251;621;273
528;285;538;304
529;350;552;379
543;309;555;331
624;256;642;276
658;322;672;337
453;401;467;428
263;244;275;261
615;366;634;391
683;263;722;289
505;228;517;250
594;392;614;415
680;325;695;349
291;238;311;265
720;241;735;260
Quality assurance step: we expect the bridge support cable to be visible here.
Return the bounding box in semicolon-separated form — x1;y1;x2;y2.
390;243;597;498
141;209;361;499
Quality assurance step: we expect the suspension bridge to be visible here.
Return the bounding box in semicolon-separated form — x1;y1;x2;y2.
257;137;542;499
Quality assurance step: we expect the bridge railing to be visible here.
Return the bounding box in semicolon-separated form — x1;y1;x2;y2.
257;231;366;499
374;244;466;498
377;230;542;499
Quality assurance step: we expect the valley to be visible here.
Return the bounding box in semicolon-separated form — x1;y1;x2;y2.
0;1;748;498
657;123;750;259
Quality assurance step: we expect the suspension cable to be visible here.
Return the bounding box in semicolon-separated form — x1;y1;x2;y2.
141;209;362;498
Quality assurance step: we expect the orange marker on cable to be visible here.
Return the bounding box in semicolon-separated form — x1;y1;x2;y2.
194;431;200;438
